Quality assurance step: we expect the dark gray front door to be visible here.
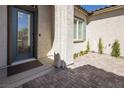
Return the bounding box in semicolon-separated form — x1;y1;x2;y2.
12;7;34;62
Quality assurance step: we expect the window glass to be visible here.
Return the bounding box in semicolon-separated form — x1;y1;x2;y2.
73;17;86;42
83;22;86;41
78;20;83;40
73;19;77;39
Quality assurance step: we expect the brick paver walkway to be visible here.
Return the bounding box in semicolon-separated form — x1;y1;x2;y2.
23;65;124;88
23;53;124;88
70;53;124;76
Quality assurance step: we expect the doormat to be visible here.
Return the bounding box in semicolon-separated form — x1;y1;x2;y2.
7;60;43;76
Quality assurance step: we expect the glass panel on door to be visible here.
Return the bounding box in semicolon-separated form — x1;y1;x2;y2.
11;7;34;62
18;12;31;54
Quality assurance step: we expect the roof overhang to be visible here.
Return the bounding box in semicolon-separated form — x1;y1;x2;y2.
90;5;124;16
75;5;124;17
74;5;89;16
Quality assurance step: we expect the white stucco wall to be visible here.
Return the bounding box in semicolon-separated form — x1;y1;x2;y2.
37;5;54;58
74;7;124;57
73;8;88;54
87;8;124;57
38;5;74;65
0;6;7;78
48;5;74;65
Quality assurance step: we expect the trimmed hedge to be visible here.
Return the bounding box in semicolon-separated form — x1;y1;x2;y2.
73;41;90;59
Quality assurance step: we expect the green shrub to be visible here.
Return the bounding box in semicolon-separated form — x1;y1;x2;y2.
98;38;103;54
85;41;90;54
111;40;120;57
79;51;84;56
73;41;91;59
73;53;79;59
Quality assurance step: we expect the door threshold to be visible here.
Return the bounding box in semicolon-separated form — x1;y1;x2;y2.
11;58;37;66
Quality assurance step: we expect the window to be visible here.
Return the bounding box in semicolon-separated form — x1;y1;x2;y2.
73;17;86;42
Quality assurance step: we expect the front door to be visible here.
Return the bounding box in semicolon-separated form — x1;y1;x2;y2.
11;6;34;62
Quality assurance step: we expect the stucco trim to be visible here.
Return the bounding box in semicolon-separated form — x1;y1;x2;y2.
73;40;85;43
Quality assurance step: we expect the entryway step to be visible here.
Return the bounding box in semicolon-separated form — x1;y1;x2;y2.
0;62;55;88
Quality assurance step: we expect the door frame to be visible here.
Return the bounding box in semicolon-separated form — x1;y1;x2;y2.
7;5;38;65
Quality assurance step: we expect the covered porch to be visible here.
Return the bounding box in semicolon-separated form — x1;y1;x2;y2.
0;5;74;87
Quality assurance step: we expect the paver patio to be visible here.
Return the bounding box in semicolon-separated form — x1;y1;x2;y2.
23;53;124;88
